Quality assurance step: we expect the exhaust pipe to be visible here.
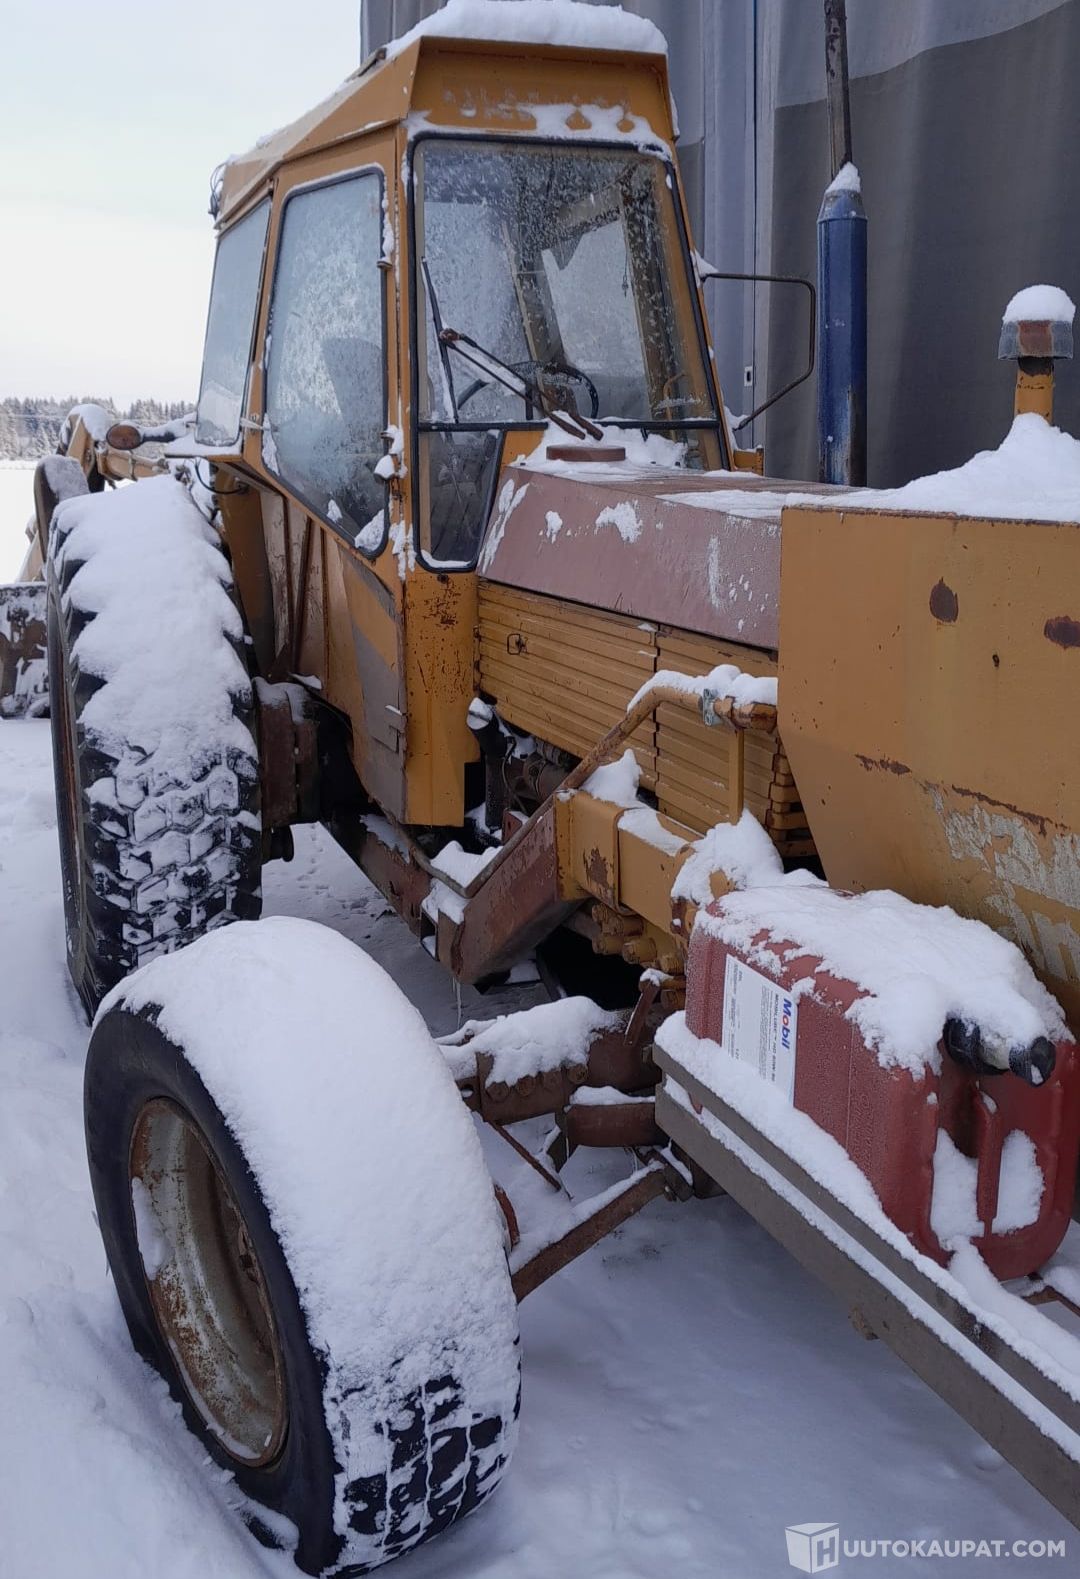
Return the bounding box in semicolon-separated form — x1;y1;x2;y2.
817;0;867;485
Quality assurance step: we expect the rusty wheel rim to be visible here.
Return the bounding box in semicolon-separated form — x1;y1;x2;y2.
129;1098;288;1466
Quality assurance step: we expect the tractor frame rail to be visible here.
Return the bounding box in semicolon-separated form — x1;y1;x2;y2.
654;1040;1080;1531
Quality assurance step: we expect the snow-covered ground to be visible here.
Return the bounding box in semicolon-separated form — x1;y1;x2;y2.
0;717;1073;1578
0;462;36;579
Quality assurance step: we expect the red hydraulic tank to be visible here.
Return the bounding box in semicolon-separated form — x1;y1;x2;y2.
684;904;1080;1280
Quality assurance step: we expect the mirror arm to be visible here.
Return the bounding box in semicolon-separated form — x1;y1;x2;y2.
697;269;817;433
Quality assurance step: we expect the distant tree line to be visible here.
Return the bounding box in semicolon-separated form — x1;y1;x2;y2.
0;397;192;461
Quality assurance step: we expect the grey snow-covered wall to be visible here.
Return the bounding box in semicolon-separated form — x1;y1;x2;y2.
361;0;1080;485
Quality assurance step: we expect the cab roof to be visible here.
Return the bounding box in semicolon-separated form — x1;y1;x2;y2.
216;27;672;228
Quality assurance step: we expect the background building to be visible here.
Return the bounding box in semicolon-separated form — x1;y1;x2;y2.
361;0;1078;484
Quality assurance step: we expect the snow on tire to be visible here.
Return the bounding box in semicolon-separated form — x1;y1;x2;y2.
46;473;260;1016
86;917;521;1576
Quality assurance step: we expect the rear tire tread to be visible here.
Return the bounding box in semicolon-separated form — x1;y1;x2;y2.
46;488;260;1017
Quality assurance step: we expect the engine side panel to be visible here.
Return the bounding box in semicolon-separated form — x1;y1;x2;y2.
477;580;806;852
779;502;1080;1031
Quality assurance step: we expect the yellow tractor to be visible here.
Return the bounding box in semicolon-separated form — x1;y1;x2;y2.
12;6;1080;1574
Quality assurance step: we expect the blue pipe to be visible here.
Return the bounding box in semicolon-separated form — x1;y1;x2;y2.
817;177;867;485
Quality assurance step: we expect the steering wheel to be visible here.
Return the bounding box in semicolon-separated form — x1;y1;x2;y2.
518;358;600;419
456;359;600;418
456;376;490;410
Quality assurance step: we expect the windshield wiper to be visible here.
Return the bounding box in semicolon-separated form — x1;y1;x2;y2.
420;258;461;423
438;328;603;440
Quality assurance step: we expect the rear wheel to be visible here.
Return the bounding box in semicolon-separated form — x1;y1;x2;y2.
45;474;261;1017
86;917;520;1575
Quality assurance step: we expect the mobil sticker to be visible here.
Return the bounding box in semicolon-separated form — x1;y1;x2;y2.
721;956;798;1101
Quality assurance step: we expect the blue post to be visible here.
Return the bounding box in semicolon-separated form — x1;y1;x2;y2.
818;0;867;485
817;173;867;485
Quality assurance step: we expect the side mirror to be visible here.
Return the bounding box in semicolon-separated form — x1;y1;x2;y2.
695;265;817;446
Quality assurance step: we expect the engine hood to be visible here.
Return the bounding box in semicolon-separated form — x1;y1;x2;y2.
476;460;847;653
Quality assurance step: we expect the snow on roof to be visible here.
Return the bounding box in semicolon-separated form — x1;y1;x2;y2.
220;3;672;225
1003;283;1076;325
384;0;668;62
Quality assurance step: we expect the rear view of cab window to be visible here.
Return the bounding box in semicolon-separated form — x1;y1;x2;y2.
195;199;270;447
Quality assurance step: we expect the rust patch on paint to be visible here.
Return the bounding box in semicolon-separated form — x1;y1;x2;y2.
1044;615;1080;650
584;846;613;899
948;781;1051;836
856;753;911;777
929;580;959;623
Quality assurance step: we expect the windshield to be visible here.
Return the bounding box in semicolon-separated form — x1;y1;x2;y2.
414;138;716;428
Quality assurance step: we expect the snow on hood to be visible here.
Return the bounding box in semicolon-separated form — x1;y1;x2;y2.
672;810;791;906
665;413;1080;526
384;0;668;61
518;420;686;477
843;413;1080;523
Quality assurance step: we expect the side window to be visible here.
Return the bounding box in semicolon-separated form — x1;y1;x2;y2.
263;172;387;551
196;200;270;447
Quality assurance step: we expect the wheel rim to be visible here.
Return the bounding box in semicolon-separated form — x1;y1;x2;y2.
129;1099;288;1466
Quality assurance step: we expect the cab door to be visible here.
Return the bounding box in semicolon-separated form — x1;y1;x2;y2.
247;134;409;818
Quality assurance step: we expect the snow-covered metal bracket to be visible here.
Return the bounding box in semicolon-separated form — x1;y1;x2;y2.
509;1151;687;1302
0;583;47;720
701;688;778;734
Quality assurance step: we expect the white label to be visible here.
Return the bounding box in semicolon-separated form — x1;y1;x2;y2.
721;957;798;1100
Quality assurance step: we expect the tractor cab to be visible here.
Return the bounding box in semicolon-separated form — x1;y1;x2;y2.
196;27;729;828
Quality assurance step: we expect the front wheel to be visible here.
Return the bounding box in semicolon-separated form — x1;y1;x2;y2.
86;917;520;1575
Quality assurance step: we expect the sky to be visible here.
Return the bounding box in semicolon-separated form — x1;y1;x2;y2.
0;2;364;405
